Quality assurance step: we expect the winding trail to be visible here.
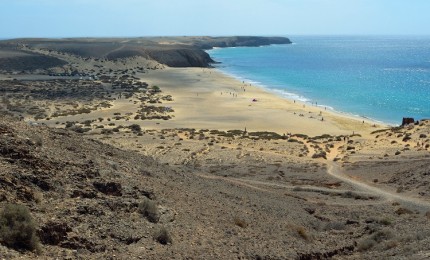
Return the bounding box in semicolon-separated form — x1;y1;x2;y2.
196;172;387;207
194;135;430;212
326;161;430;212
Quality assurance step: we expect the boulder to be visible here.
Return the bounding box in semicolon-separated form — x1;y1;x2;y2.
93;181;122;196
402;117;415;126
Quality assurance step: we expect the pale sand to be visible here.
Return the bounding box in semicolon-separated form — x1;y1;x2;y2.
138;67;387;136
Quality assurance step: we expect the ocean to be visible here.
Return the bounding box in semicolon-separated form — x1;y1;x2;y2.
208;36;430;125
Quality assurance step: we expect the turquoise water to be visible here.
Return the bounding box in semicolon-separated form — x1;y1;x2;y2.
208;36;430;125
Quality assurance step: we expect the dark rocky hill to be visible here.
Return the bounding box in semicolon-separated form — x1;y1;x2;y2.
0;115;176;258
0;36;291;68
187;36;293;49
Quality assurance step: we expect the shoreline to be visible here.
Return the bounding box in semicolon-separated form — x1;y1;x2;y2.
207;38;430;126
210;66;394;127
139;67;388;137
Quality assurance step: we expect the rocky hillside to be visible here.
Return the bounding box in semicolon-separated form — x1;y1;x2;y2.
180;36;292;49
0;115;177;259
0;45;67;72
2;115;430;259
0;36;291;69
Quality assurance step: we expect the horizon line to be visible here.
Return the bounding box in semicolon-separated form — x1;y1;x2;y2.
2;33;430;40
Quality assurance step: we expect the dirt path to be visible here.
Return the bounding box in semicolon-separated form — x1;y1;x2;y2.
327;161;430;212
194;136;430;212
195;172;386;207
104;45;126;57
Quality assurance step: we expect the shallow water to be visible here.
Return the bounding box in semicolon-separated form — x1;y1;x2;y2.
208;36;430;125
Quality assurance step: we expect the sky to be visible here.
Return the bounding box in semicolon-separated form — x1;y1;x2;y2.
1;0;430;38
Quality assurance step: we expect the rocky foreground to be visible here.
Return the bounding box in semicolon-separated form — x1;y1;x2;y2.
1;115;430;259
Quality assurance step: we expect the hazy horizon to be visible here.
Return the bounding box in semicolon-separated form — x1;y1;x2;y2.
3;34;430;41
1;0;430;38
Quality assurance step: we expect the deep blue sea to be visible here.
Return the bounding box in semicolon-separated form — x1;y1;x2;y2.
208;36;430;125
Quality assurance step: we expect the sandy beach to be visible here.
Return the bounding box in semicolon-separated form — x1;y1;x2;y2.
139;67;385;136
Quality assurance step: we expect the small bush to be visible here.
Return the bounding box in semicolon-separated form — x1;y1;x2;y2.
296;226;310;241
358;228;394;251
154;227;171;245
312;151;327;159
101;129;113;135
152;85;161;93
234;217;248;228
0;204;40;252
395;207;413;215
129;124;142;133
378;218;392;226
138;198;159;223
357;237;376;251
324;221;345;231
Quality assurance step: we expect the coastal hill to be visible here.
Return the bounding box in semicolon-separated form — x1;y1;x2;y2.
0;36;292;68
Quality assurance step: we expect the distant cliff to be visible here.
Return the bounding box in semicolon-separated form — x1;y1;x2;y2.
142;47;214;68
141;36;292;67
0;36;292;69
188;36;292;50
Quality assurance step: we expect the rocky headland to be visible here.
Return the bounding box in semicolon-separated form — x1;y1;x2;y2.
0;36;292;69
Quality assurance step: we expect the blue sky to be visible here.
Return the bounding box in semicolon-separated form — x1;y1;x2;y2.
1;0;429;38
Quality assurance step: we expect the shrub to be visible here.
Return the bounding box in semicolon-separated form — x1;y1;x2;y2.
312;151;327;159
296;226;310;241
357;237;376;251
83;120;93;127
101;129;113;135
152;85;161;93
65;121;75;128
357;228;394;251
233;217;248;228
128;124;142;133
395;207;413;215
324;221;345;231
138;198;159;223
154;226;171;245
378;218;392;226
0;204;40;252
